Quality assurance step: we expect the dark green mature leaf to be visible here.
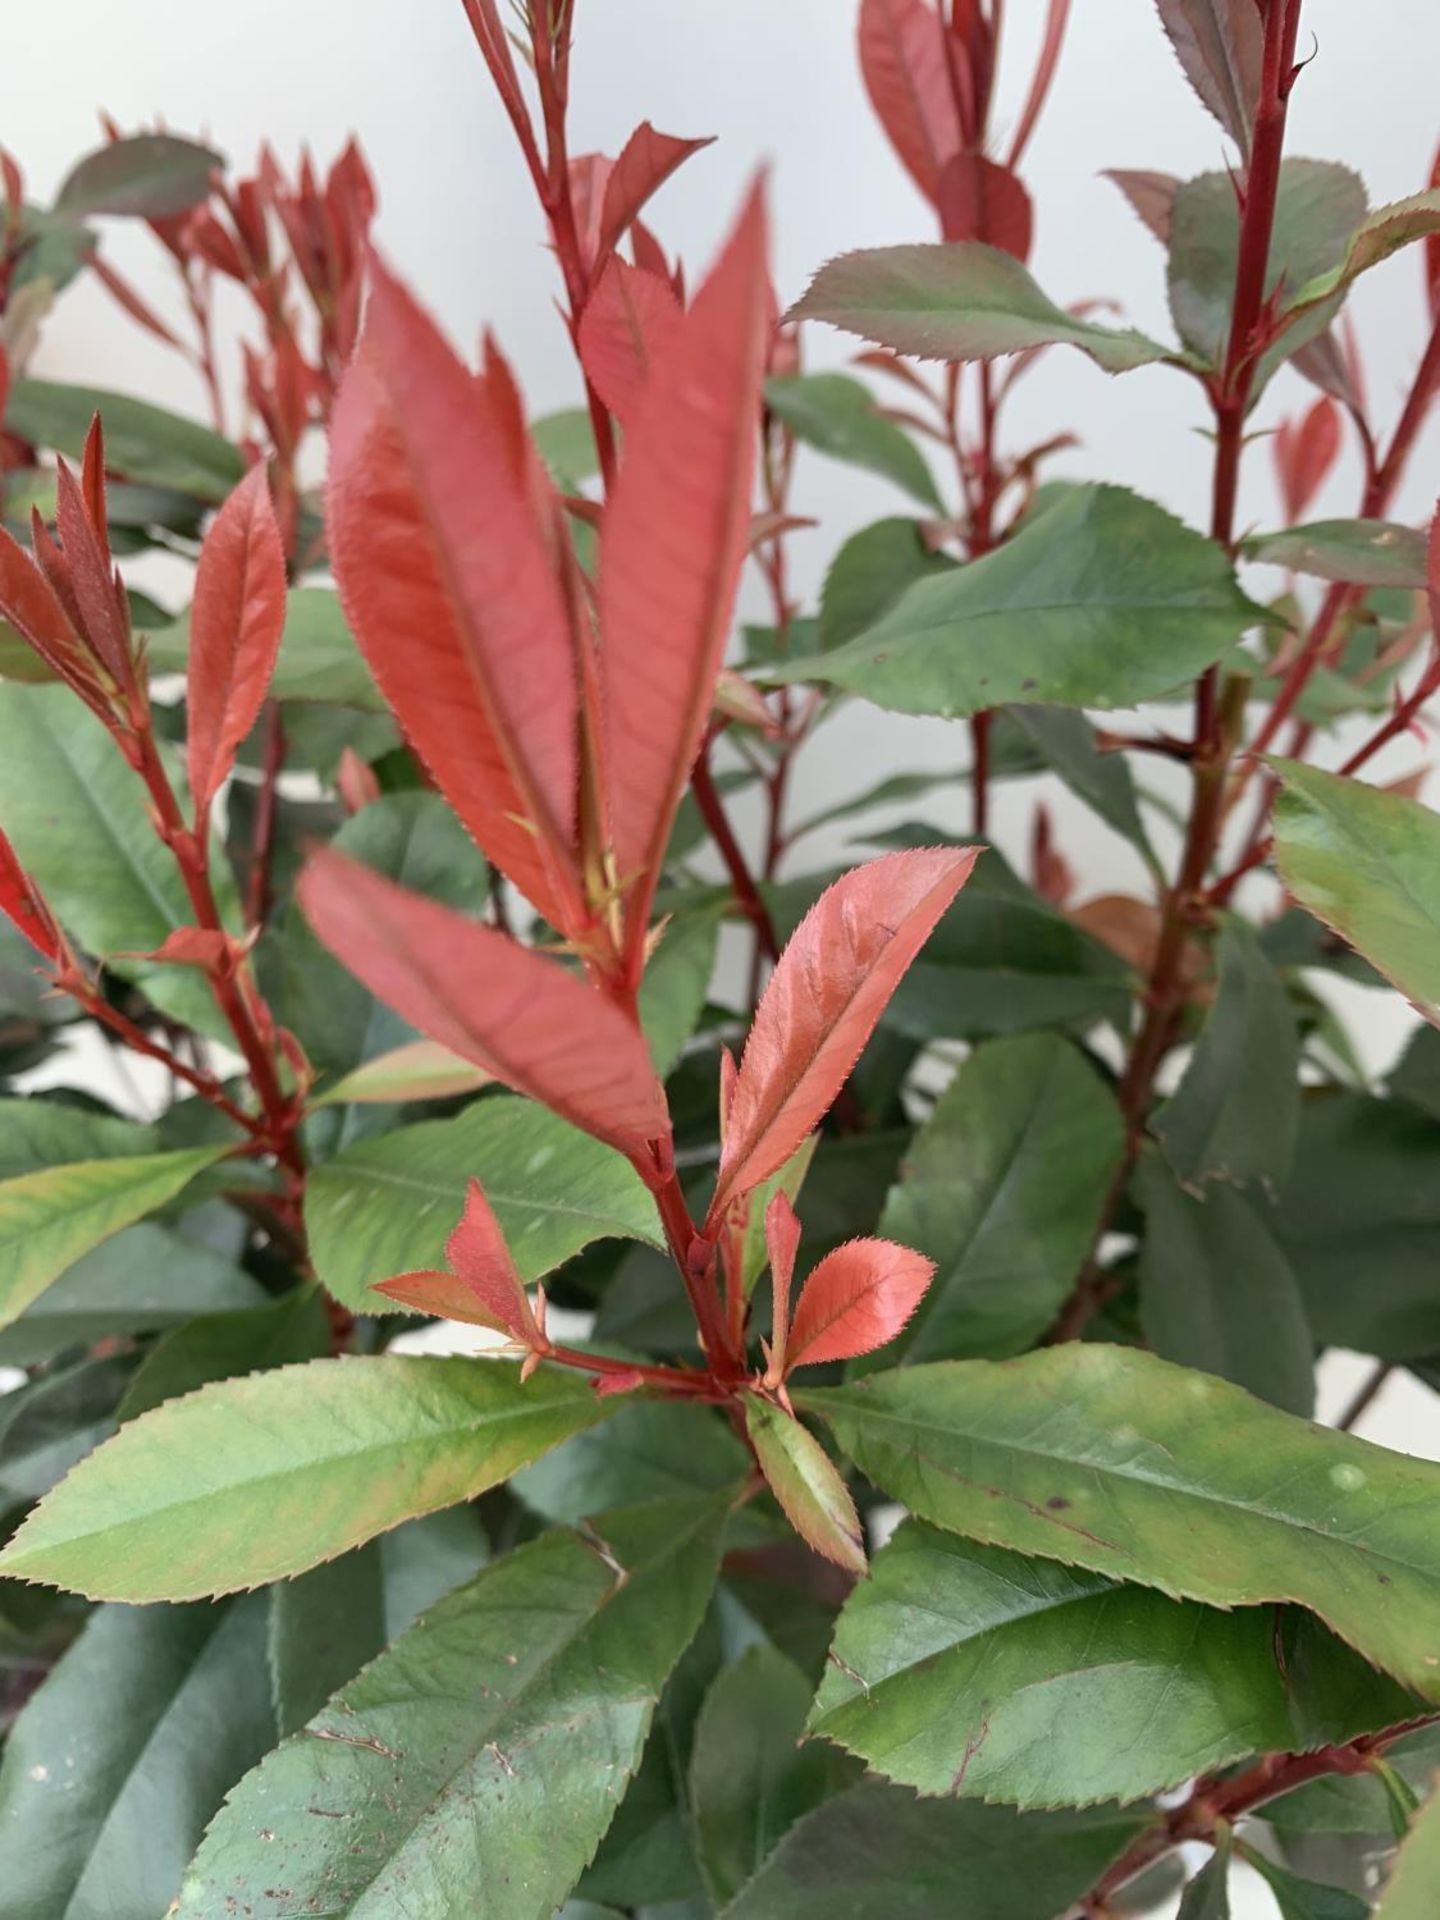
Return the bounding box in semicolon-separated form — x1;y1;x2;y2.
268;1508;491;1735
770;487;1263;719
1275;1093;1440;1361
1243;520;1430;589
5;380;243;499
0;1222;265;1367
1135;1154;1315;1415
690;1644;833;1905
1270;760;1440;1023
282;791;489;1079
802;1345;1440;1700
721;1780;1148;1919
639;906;721;1076
1177;1837;1232;1919
55;133;222;218
1243;1848;1369;1920
1154;920;1300;1193
514;1400;748;1523
1008;705;1153;858
0;684;240;1035
306;1096;661;1314
1388;1022;1440;1121
1168;163;1367;376
117;1286;332;1421
176;1495;729;1920
765;374;942;509
791;243;1173;372
1376;1784;1440;1916
0;1594;276;1920
0;1356;610;1600
145;588;382;708
0;1142;227;1331
0;1353;132;1508
861;1034;1123;1366
818;519;953;653
809;1522;1416;1810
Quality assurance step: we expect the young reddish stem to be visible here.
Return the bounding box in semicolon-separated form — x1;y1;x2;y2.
546;1342;724;1398
244;702;288;930
649;1158;743;1378
1072;1712;1440;1915
692;742;782;966
1054;0;1304;1340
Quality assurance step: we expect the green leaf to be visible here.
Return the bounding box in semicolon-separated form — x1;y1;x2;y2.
1178;1837;1233;1919
5;379;243;500
0;1594;276;1920
268;1508;490;1735
689;1644;834;1905
1284;189;1440;323
514;1399;749;1524
1242;519;1430;589
791;242;1174;373
117;1286;332;1421
802;1344;1440;1701
177;1494;728;1920
745;1395;865;1576
809;1521;1415;1810
282;791;489;1079
0;684;240;1035
1007;704;1153;858
818;519;954;653
860;1034;1123;1366
1276;1094;1440;1361
640;906;721;1077
531;407;600;485
770;487;1264;719
0;1098;163;1177
1242;1847;1369;1920
145;587;382;707
306;1095;661;1314
0;1143;226;1332
765;374;941;509
0;1222;265;1367
55;133;223;219
1154;919;1301;1193
1377;1785;1440;1916
1168;162;1367;377
1270;759;1440;1024
0;1355;611;1601
311;1039;491;1107
0;1352;133;1507
1266;1726;1440;1834
1135;1154;1315;1415
720;1781;1148;1919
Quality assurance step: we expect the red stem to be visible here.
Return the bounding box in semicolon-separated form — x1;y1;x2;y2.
244;701;287;930
692;743;781;965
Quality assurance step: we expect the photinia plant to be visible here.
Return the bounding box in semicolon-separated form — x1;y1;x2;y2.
1;1;1440;1914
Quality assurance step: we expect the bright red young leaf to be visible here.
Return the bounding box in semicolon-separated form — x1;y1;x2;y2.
1272;397;1342;525
185;464;287;822
327;259;585;933
936;151;1033;260
375;1176;541;1343
598;183;771;970
577;257;682;426
597;122;714;265
52;458;127;681
762;1189;802;1382
858;0;963;206
298;848;669;1165
0;830;61;962
0;524;103;705
784;1237;935;1371
708;845;979;1223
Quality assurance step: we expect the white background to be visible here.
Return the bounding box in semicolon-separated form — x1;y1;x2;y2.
7;4;1440;1912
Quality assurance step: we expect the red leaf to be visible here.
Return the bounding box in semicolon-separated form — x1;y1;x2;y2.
1103;169;1179;246
0;524;100;701
858;0;963;207
597;123;714;265
568;153;613;270
709;846;979;1223
327;260;585;934
577;258;682;426
0;829;60;962
53;450;127;680
1154;0;1263;157
1272;397;1341;525
1426;143;1440;323
1427;508;1440;640
185;464;287;822
598;184;770;969
784;1238;935;1372
936;152;1033;261
375;1177;541;1342
147;927;232;969
298;848;669;1164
